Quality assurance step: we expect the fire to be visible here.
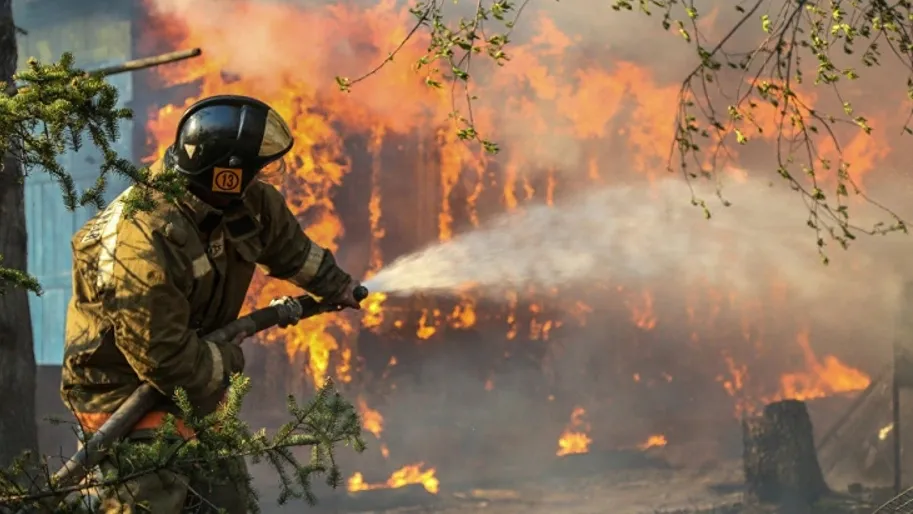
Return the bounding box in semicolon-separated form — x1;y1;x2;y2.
766;330;871;403
879;423;894;441
336;348;353;384
716;329;872;418
347;464;440;495
360;293;387;330
556;406;592;457
367;125;386;275
141;0;877;389
137;0;885;486
637;434;668;450
416;310;438;340
557;432;592;458
625;289;657;331
357;396;384;439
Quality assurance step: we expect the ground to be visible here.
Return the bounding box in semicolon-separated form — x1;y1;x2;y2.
250;455;882;514
32;368;889;514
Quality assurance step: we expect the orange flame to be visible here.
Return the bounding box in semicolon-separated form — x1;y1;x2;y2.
767;329;871;403
626;289;657;331
556;406;592;457
357;396;384;439
347;464;440;494
718;329;871;417
637;434;668;450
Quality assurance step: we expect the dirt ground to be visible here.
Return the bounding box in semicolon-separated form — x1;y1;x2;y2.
252;461;737;514
30;368;887;514
249;457;879;514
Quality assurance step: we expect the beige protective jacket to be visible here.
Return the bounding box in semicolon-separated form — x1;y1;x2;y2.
62;163;339;423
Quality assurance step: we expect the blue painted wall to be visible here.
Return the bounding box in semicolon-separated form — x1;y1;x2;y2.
15;1;135;364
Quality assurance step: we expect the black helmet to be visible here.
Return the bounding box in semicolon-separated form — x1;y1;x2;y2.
164;95;294;199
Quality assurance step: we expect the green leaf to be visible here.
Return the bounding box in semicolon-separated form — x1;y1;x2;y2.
335;76;351;92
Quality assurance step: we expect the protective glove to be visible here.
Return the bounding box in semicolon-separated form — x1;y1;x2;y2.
325;278;363;310
307;260;361;309
216;331;247;386
194;333;246;415
227;331;247;372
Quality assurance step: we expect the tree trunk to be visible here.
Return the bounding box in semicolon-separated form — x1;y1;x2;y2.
0;0;39;467
742;399;829;506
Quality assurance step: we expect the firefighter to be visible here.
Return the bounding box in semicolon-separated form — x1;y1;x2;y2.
62;95;362;513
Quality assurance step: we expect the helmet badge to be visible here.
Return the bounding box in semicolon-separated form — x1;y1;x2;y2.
211;167;243;194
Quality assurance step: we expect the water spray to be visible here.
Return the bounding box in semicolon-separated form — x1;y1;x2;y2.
361;178;890;307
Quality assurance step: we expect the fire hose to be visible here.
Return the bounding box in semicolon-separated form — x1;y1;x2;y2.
11;285;368;512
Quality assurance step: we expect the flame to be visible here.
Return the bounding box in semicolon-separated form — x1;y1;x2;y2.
361;293;387;329
449;299;478;329
718;355;751;417
347;464;440;494
368;125;387;275
138;0;885;482
336;348;353;384
637;434;668;450
766;329;871;403
361;126;388;330
625;289;657;331
416;309;438;340
357;396;384;439
879;423;894;441
556;406;592;457
716;329;871;418
142;0;886;375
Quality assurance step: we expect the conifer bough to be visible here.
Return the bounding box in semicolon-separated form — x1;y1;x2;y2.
4;47;202;96
21;286;368;512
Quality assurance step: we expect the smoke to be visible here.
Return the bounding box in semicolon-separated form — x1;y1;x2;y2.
145;0;911;209
139;0;913;314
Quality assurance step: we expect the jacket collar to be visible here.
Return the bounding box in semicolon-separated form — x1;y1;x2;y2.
150;159;261;240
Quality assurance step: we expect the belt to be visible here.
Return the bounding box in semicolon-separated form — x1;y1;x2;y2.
74;410;196;440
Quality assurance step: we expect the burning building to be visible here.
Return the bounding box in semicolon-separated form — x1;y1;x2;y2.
19;0;913;504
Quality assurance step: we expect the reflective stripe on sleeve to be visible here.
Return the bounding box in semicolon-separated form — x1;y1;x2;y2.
204;340;226;396
290;244;325;286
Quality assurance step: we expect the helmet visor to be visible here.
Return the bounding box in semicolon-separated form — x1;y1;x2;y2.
259;158;288;186
259;109;293;159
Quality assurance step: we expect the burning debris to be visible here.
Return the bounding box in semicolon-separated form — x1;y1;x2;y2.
347;395;440;496
637;434;668;451
556;406;591;457
347;464;440;495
